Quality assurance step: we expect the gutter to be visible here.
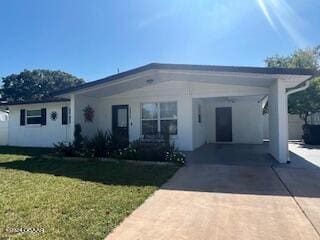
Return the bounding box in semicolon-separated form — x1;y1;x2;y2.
286;80;310;96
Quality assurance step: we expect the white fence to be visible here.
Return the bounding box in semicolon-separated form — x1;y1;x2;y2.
263;113;305;140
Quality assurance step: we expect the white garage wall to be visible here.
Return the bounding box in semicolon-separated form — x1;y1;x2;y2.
206;100;263;144
74;95;100;139
8;102;71;147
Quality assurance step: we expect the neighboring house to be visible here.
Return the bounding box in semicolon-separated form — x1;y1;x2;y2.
5;63;313;163
0;110;9;145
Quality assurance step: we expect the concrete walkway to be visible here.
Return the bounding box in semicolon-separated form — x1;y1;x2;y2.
105;143;320;240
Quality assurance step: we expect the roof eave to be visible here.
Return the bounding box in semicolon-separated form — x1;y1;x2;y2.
53;63;317;97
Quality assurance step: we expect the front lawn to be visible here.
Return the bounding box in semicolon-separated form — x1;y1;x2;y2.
0;146;178;240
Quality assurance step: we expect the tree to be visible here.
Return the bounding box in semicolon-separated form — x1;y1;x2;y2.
265;46;320;124
1;69;85;102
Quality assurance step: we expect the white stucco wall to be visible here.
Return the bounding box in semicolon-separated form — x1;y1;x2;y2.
98;81;193;151
0;111;8;145
73;95;100;139
8;102;71;147
205;100;263;144
8;80;267;149
92;81;265;151
268;79;288;163
192;99;208;149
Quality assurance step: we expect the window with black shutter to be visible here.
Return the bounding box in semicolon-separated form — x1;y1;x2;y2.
20;109;25;126
25;109;44;125
41;108;46;125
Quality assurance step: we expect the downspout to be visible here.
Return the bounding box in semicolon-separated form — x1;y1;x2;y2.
286;80;310;96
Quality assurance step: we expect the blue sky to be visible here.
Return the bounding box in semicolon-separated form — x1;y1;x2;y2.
0;0;319;82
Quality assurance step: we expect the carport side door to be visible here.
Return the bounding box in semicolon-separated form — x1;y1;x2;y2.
216;107;232;142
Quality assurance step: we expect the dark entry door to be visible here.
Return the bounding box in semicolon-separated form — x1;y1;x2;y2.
112;105;129;145
216;107;232;142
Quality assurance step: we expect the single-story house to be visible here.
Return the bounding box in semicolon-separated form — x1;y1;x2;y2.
6;63;314;163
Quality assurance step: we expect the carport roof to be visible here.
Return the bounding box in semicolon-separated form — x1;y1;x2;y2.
53;63;316;97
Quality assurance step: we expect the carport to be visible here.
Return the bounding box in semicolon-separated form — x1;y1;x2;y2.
188;67;314;163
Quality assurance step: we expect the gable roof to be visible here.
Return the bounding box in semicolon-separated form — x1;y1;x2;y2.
53;63;316;96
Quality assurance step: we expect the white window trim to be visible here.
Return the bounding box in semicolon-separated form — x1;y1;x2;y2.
140;101;178;136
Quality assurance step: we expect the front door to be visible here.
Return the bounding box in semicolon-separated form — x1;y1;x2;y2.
216;107;232;142
112;105;129;146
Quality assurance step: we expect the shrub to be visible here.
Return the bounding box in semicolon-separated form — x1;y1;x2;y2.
303;124;320;145
87;130;109;157
53;142;76;157
112;140;186;164
73;124;83;150
165;151;186;165
107;132;128;153
112;144;138;160
53;127;186;165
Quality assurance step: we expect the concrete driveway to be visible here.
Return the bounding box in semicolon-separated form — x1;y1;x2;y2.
106;143;320;240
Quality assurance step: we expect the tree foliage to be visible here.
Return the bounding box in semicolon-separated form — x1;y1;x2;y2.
265;46;320;69
265;46;320;124
1;69;84;102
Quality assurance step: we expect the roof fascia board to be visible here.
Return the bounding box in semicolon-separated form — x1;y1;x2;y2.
158;69;313;80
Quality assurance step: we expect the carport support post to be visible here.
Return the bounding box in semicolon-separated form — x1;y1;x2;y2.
268;79;289;163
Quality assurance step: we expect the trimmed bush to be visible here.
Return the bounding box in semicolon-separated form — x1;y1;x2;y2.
303;124;320;145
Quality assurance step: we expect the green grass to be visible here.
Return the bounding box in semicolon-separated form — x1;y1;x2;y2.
0;146;178;240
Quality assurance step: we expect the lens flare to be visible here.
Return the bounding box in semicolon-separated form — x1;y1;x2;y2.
256;0;308;47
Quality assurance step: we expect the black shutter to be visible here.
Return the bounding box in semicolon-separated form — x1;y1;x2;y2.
20;109;25;126
62;106;68;125
41;108;47;125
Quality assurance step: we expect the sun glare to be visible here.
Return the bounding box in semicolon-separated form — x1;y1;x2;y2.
256;0;308;47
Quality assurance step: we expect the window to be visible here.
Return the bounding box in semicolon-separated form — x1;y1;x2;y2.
141;102;177;135
117;108;128;127
141;103;158;135
26;110;42;125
